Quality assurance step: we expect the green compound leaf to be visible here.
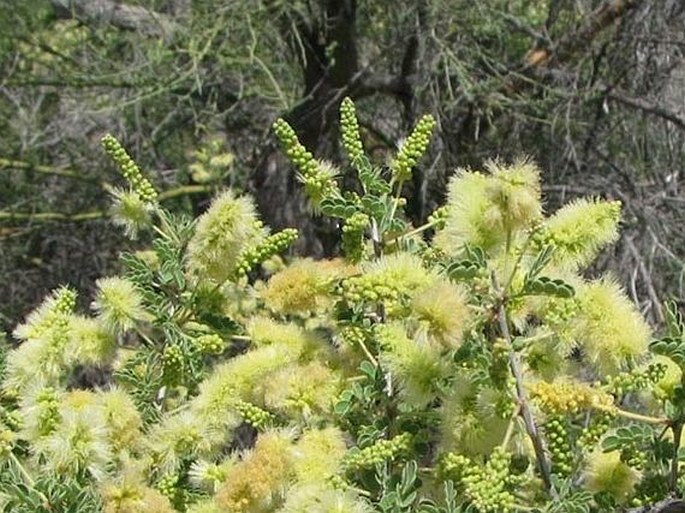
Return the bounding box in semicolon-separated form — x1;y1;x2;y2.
523;276;575;298
601;424;654;453
444;245;488;281
650;337;685;367
445;260;480;280
665;299;684;339
320;196;360;218
359;163;391;195
526;244;556;282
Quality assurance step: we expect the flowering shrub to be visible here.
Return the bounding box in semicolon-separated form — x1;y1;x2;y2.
1;98;685;513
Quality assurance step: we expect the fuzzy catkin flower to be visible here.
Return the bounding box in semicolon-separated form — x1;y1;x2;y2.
435;161;542;254
411;280;471;348
434;170;499;252
262;361;341;419
390;114;436;181
102;481;175;513
147;411;223;474
98;387;143;456
186;190;266;284
484;158;542;233
534;198;621;269
439;378;510;456
33;402;111;481
573;278;651;374
262;258;353;315
280;484;372;513
92;276;149;334
341;253;435;316
245;317;325;360
583;450;639;503
19;384;63;440
292;428;347;483
192;341;304;428
68;315;116;365
108;187;154;239
101;134;158;203
13;286;76;342
215;429;295;513
375;323;447;407
189;457;236;493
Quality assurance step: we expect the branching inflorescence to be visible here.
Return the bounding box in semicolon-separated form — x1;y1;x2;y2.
1;100;684;513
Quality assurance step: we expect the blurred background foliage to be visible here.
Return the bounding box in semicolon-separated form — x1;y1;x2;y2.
1;0;684;333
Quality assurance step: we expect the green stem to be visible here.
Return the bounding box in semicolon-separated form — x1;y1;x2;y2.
671;422;683;492
501;404;522;449
9;452;51;506
597;406;669;425
385;219;439;246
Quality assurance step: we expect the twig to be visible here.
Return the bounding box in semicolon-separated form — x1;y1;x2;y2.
671;422;683;492
625;236;665;323
492;272;557;498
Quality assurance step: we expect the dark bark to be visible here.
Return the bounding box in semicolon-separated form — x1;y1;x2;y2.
250;0;360;257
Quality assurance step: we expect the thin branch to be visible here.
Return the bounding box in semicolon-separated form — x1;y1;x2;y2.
50;0;177;39
523;0;643;68
0;211;105;222
624;236;665;323
0;185;212;222
607;88;685;130
0;158;104;185
492;272;557;498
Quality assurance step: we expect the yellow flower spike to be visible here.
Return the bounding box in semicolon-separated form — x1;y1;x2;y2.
292;427;347;483
215;429;295;513
280;483;372;513
92;277;149;334
583;450;640;503
573;277;651;374
535;198;621;270
186;190;267;284
261;258;354;315
411;279;472;349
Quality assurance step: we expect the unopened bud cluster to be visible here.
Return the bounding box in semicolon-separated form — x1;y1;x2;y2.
427;205;449;230
0;427;15;460
340;275;402;314
604;363;666;396
340;97;365;165
234;228;298;278
341;212;369;263
36;387;61;436
101;134;158;203
233;400;274;428
54;286;78;314
390;114;436;182
343;432;411;469
440;447;517;513
273;119;340;206
162;344;185;384
578;412;614;451
193;334;225;355
544;415;573;476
